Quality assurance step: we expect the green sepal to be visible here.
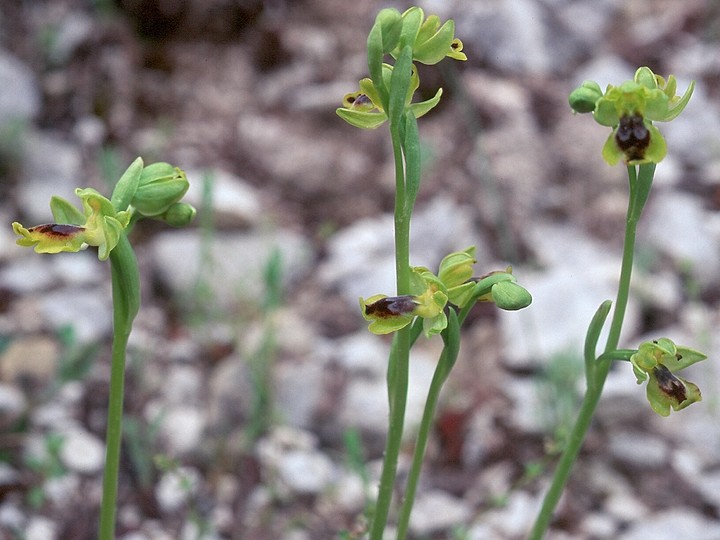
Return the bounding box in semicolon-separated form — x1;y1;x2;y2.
50;196;86;225
397;7;423;53
110;156;143;212
438;247;476;289
413;17;456;65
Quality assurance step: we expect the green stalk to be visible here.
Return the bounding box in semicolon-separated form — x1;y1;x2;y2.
99;234;140;540
529;163;655;538
395;311;460;540
369;124;413;540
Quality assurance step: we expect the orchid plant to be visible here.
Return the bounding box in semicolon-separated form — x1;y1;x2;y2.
338;7;531;539
12;157;196;539
530;67;705;537
339;7;707;538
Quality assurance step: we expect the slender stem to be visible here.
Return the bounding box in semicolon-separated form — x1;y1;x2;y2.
370;127;412;540
394;347;448;539
529;164;653;538
98;327;130;540
99;235;140;540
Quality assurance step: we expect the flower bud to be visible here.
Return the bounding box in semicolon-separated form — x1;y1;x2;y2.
568;80;603;114
132;164;189;217
157;202;197;227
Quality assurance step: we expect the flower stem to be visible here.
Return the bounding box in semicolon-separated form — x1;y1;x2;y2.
529;163;654;538
370;125;413;540
99;235;140;540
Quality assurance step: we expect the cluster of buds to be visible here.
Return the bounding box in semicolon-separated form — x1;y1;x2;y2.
337;6;466;130
568;67;694;165
360;247;531;337
12;157;195;260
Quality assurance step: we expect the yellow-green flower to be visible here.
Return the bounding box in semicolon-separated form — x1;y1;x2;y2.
337;63;442;130
568;67;694;165
12;188;130;261
630;338;707;416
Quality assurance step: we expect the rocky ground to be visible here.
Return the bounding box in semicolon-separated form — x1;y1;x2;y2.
1;0;720;539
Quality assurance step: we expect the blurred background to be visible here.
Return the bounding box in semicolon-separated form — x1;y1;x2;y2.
0;0;719;538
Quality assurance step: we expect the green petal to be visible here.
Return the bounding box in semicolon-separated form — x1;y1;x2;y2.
438;247;476;289
593;97;620;127
664;80;695;121
409;88;443;119
666;346;708;372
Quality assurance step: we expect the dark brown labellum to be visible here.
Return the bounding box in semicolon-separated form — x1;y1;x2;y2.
29;224;85;238
653;364;687;404
365;295;416;318
615;114;650;161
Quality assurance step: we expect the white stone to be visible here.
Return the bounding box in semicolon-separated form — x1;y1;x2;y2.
183;168;262;227
0;52;39;124
619;508;720;540
160;406;206;454
641;190;720;288
59;428;105;474
17;132;82;224
155;467;201;512
25;516;59;540
39;286;112;345
409;490;471;535
151;229;313;308
607;431;669;469
276;449;335;495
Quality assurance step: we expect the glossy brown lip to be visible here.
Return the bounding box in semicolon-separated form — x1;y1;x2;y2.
365;295;416;318
29;224;85;238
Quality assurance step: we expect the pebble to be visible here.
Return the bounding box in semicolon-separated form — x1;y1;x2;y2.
607;431;669;469
409;490;472;535
25;516;59;540
276;448;335;495
641;190;720;288
158;405;206;455
183;168;263;227
0;336;58;383
618;507;720;540
155;467;201;513
16;132;82;224
58;427;105;474
39;286;113;345
151;229;313;308
0;52;39;124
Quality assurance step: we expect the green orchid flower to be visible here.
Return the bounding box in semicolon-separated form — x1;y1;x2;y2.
13;188;130;261
390;8;467;65
337;7;465;130
337;63;442;130
568;67;694;165
630;338;707;416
